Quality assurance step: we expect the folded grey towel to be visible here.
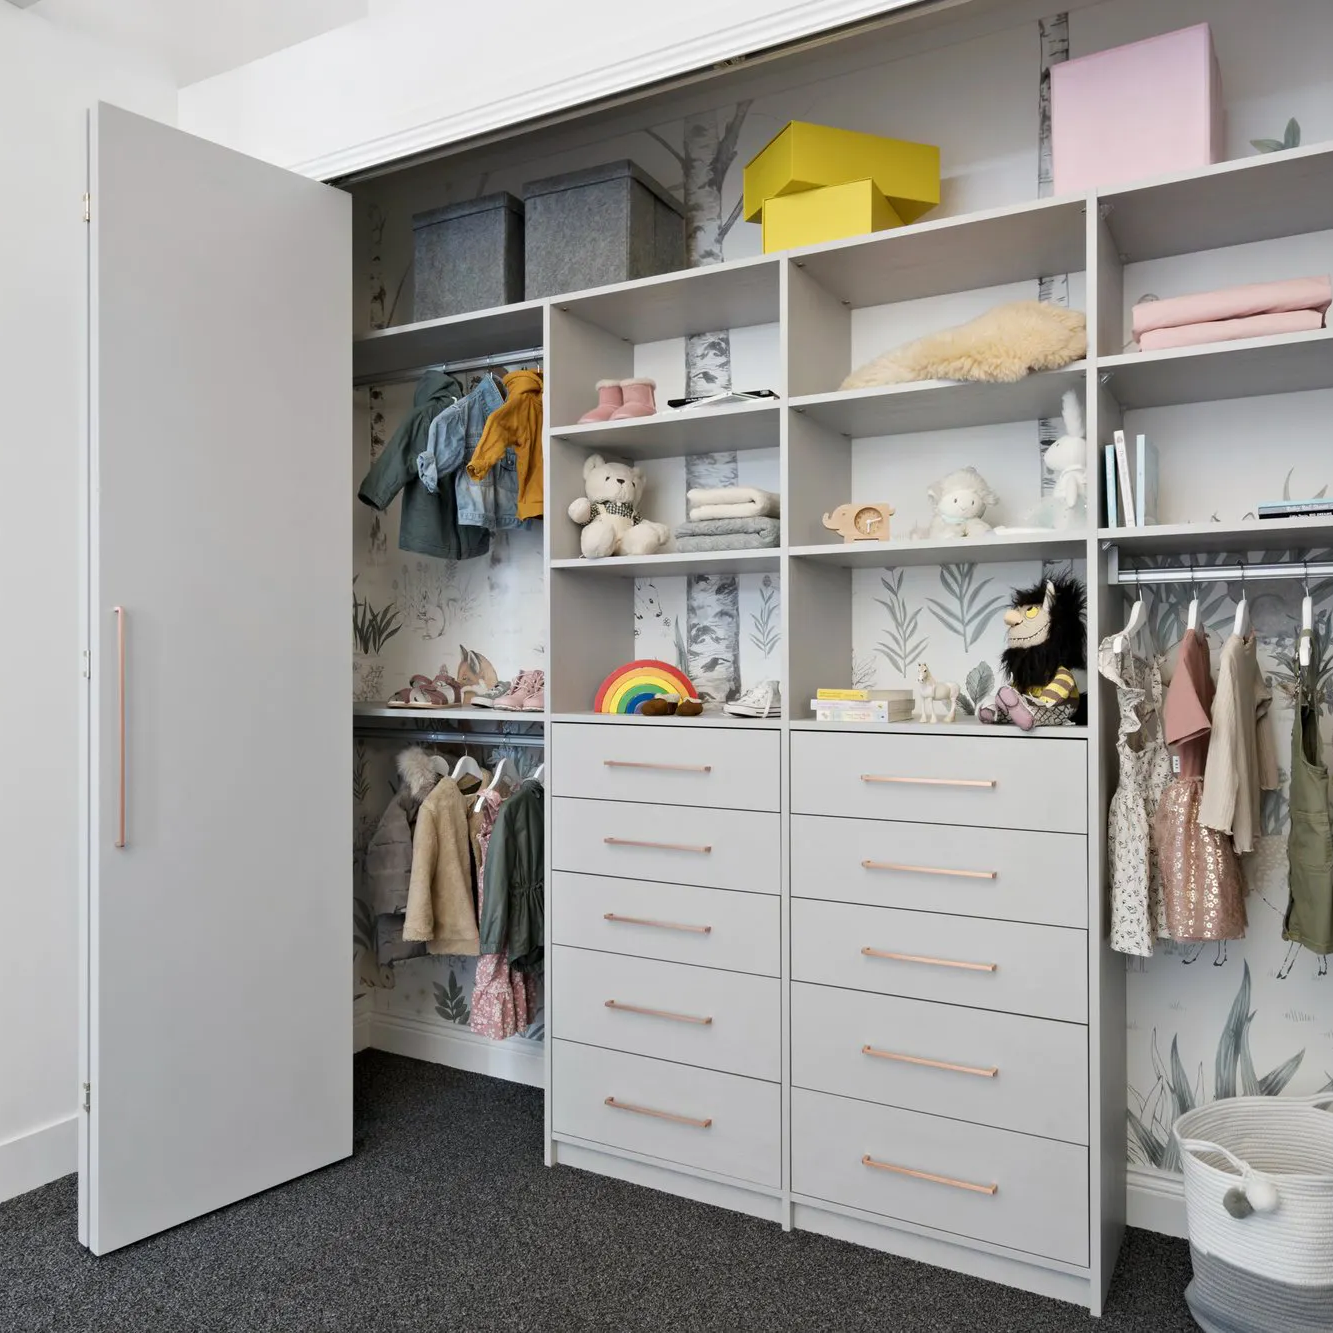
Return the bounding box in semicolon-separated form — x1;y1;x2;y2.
674;516;781;540
675;531;779;552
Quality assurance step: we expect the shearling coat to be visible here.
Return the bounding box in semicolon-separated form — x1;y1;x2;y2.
403;774;481;956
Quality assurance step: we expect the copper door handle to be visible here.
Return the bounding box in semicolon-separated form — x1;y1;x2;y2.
603;760;712;773
861;947;997;973
862;860;996;880
862;1154;997;1195
862;1045;998;1078
603;913;712;935
114;606;126;849
604;1097;711;1129
860;775;996;788
604;1000;712;1025
604;838;712;854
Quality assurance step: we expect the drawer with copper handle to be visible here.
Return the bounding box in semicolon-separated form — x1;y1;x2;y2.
791;815;1087;928
791;1088;1088;1266
552;872;779;976
552;945;779;1081
553;1040;781;1187
791;898;1086;1022
791;730;1087;833
552;796;779;893
551;722;780;811
791;982;1088;1143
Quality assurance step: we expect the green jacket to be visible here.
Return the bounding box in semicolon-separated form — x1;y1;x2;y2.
478;779;544;971
357;371;490;561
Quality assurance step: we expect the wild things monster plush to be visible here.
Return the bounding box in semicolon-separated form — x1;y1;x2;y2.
979;572;1087;730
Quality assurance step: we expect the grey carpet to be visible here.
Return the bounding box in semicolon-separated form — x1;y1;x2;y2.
0;1050;1198;1332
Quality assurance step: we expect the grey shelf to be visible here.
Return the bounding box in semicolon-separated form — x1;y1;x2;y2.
790;366;1086;438
789;195;1088;308
1099;518;1333;558
549;711;780;728
555;255;780;344
788;718;1090;739
551;548;781;578
1101;139;1333;262
352;300;546;385
1099;328;1333;410
353;702;547;723
551;400;780;457
790;532;1086;569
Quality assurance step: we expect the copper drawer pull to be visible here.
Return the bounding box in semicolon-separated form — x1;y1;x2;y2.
603;760;712;773
862;1154;997;1196
604;837;712;854
861;947;997;973
604;913;712;935
862;1045;998;1079
861;774;995;788
605;1097;712;1129
114;606;127;849
863;860;996;881
605;1000;712;1025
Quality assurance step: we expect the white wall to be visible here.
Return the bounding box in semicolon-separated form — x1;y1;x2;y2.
0;4;175;1203
177;0;933;179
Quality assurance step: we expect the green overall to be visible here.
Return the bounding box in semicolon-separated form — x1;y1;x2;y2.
1284;643;1333;954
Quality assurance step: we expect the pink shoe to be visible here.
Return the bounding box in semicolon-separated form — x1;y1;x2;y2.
520;670;545;712
577;380;624;423
608;378;657;419
492;669;535;711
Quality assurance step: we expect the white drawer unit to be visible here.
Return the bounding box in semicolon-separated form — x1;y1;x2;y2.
553;1040;782;1188
551;945;780;1081
552;796;780;893
792;898;1087;1023
552;872;779;977
791;983;1088;1144
791;1088;1089;1267
552;722;781;812
791;815;1087;928
791;731;1087;834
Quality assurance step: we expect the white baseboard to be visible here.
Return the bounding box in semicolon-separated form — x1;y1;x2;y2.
368;1009;544;1088
352;995;373;1054
1126;1165;1188;1238
0;1116;77;1204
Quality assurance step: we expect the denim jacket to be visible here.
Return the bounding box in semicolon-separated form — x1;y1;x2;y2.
417;377;525;532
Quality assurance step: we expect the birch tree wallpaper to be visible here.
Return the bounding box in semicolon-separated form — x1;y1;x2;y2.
347;0;1333;1174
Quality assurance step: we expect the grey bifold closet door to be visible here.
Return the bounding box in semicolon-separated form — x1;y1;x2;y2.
83;103;351;1254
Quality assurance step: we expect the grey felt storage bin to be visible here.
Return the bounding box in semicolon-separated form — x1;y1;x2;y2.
523;160;685;299
412;192;524;320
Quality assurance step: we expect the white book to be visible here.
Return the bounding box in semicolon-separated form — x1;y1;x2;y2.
1104;444;1119;527
1135;434;1158;527
1113;429;1137;529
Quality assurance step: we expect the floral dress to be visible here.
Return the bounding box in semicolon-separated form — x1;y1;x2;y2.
469;788;538;1041
1098;638;1173;956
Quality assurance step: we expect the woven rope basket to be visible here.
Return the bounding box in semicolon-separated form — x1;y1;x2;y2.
1174;1094;1333;1286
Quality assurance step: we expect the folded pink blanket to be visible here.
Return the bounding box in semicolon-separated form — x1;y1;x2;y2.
1133;276;1332;338
1139;309;1325;351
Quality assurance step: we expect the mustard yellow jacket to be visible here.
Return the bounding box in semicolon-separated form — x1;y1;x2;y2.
466;369;544;520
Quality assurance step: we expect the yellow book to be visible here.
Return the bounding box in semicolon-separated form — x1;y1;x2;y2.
816;688;869;700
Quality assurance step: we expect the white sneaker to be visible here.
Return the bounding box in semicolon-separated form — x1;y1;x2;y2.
724;680;781;717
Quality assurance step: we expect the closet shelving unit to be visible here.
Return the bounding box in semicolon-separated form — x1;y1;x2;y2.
350;135;1333;1314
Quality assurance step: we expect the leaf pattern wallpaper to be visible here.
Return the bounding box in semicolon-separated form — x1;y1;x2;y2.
346;0;1333;1176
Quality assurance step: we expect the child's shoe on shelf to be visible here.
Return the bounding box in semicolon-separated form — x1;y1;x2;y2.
722;680;781;718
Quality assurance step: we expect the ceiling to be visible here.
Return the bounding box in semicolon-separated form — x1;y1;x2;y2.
22;0;366;85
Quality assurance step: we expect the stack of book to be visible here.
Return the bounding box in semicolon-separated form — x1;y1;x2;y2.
1104;430;1158;528
1259;499;1333;521
811;688;915;722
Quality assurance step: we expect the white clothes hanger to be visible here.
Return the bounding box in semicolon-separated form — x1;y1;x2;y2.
1232;563;1251;638
452;749;485;784
474;756;513;814
1301;561;1314;668
531;762;545;785
1113;569;1147;655
1186;563;1200;632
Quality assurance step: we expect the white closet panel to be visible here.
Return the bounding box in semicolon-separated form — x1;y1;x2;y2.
84;103;351;1253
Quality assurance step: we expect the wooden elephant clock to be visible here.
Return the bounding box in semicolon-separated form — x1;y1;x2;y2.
822;502;895;543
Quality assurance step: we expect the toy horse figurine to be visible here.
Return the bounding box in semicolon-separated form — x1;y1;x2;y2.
915;662;959;724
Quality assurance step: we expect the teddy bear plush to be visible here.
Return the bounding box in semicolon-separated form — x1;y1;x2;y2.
912;466;998;540
568;454;671;559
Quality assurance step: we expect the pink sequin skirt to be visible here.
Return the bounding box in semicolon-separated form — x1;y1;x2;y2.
1154;777;1246;940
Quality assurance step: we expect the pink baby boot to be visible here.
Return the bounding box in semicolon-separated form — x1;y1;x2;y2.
609;378;657;419
578;380;624;423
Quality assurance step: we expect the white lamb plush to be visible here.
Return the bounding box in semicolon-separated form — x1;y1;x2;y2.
567;454;670;559
912;466;999;540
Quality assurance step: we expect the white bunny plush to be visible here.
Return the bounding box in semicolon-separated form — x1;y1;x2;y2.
994;390;1087;534
567;454;671;559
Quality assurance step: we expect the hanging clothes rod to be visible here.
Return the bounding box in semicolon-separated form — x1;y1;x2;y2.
353;346;544;389
1113;558;1333;586
354;725;545;748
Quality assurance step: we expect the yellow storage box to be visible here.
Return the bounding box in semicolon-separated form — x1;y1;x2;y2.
743;121;939;225
761;179;900;253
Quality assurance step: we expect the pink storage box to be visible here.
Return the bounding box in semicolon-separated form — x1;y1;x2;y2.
1052;24;1223;194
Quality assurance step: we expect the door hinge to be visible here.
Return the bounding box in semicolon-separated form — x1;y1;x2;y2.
82;1082;91;1113
82;193;91;223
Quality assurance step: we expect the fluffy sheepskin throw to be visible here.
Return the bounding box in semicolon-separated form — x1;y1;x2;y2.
841;301;1087;390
